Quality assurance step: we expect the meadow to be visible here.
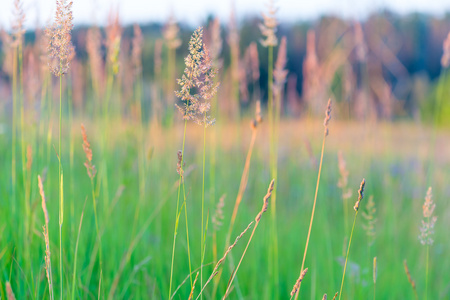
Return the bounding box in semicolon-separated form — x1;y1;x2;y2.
0;1;449;299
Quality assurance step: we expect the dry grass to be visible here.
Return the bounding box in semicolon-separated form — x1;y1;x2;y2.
38;175;54;300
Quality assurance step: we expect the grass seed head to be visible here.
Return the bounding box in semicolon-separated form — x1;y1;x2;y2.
353;178;366;212
273;36;288;98
81;124;97;180
323;99;332;136
175;27;219;127
441;32;450;68
419;187;437;245
259;0;278;47
290;268;308;297
45;0;74;76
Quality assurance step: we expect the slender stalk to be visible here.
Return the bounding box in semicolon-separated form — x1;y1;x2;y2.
294;136;326;300
168;120;188;298
338;210;358;300
183;174;193;290
339;179;365;300
294;100;331;300
11;47;17;215
212;125;258;298
425;241;429;300
71;199;87;300
223;180;274;299
58;74;64;300
200;117;207;299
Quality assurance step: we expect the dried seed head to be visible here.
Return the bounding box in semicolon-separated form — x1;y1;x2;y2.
403;260;416;290
290;268;308;297
163;14;182;50
81;124;97;180
353;178;365;212
176;150;185;178
86;26;105;97
106;10;122;75
422;187;435;218
273;36;288;99
188;272;200;300
323;99;332;136
419;187;437;245
255;179;274;222
132;24;143;75
441;32;450;68
259;0;278;47
45;0;74;76
332;292;338;300
38;174;53;297
251;100;263;130
12;0;26;47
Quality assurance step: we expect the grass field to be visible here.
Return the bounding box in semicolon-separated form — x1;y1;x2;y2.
0;116;449;299
1;0;450;299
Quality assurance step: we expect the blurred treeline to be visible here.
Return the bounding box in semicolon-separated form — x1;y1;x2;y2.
1;10;450;123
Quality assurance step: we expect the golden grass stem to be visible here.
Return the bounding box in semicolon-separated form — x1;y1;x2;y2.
293;134;325;299
294;99;331;300
212;124;258;297
196;222;254;300
58;73;64;300
223;180;274;299
188;272;200;300
338;179;365;300
403;259;419;300
201;117;207;298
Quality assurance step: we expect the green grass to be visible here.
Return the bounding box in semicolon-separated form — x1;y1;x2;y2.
0;118;449;299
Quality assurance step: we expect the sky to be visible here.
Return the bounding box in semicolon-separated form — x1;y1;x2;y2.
1;0;450;30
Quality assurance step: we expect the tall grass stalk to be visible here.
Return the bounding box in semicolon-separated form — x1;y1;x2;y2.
58;73;64;300
338;179;365;300
200;115;207;297
294;99;332;300
170;27;218;298
11;43;18;216
212;106;261;298
71;198;87;300
260;2;279;290
223;180;274;299
169;120;192;297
